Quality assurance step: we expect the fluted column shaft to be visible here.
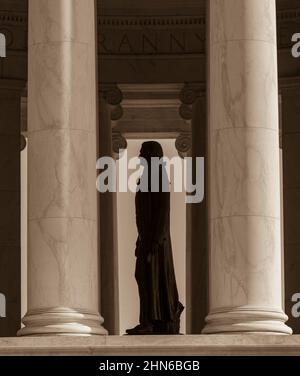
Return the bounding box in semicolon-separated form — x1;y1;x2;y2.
203;0;291;334
18;0;107;336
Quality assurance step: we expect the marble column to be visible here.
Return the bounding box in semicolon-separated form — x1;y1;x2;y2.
99;85;123;335
18;0;107;336
180;85;208;334
191;96;208;334
203;0;291;334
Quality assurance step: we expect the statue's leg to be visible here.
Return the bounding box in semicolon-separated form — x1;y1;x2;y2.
126;256;154;335
136;258;148;325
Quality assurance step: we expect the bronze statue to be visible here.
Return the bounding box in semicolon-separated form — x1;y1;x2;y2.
126;141;184;335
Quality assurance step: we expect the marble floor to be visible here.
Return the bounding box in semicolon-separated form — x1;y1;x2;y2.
0;335;300;356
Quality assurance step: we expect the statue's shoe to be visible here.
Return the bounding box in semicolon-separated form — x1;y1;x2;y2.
153;303;185;334
126;324;154;335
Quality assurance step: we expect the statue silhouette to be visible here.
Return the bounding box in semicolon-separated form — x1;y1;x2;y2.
126;141;184;335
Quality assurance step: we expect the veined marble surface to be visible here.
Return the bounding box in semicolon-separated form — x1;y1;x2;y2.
1;335;300;355
19;0;105;336
211;0;277;44
205;0;291;334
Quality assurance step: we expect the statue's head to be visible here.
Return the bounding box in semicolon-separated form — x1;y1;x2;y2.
139;141;164;162
138;141;169;191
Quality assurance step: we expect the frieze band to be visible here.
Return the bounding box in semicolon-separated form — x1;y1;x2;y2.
1;9;300;54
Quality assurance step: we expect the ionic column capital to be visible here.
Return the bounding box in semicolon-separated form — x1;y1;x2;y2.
179;104;193;121
100;84;123;105
175;132;192;159
180;83;205;105
111;104;124;122
178;83;205;121
112;132;127;160
100;84;124;122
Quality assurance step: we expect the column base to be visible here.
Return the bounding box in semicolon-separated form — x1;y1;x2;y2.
17;307;108;336
202;307;292;335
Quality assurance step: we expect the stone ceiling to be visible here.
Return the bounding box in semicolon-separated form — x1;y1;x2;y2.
99;0;300;15
99;0;206;16
0;0;27;11
277;0;300;10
